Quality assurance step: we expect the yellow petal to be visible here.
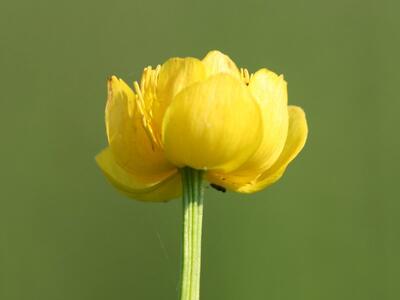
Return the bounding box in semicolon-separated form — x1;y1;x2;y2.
237;68;289;174
106;76;175;180
151;57;206;138
207;69;288;186
162;74;263;172
208;106;307;193
202;50;241;80
96;148;181;202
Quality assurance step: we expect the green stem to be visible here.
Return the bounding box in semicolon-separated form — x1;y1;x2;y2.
179;168;204;300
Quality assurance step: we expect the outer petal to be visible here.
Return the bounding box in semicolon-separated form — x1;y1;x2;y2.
202;50;241;80
249;69;289;169
208;106;308;193
151;57;206;138
106;76;175;181
96;148;181;202
162;74;263;172
233;69;289;175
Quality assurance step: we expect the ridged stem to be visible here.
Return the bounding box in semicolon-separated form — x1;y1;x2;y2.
179;168;204;300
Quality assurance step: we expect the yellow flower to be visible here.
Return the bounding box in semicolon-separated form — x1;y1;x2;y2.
96;50;308;201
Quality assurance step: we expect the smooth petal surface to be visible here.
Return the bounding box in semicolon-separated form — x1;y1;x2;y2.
106;76;175;180
162;74;263;172
202;50;241;80
152;57;206;138
96;148;181;202
208;106;307;193
207;69;288;185
243;68;289;172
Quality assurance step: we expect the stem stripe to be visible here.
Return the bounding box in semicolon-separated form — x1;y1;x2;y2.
179;168;204;300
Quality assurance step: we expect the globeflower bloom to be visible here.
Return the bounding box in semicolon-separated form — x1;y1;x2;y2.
96;50;308;300
96;50;308;201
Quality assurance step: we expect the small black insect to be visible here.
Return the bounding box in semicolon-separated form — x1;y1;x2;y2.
210;183;226;193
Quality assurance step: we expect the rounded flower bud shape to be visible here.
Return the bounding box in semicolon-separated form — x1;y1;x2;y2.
96;50;308;201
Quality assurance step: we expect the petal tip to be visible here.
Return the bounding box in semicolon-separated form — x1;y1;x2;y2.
202;50;240;79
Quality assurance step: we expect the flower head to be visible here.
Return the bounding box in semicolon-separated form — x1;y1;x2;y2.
96;50;308;201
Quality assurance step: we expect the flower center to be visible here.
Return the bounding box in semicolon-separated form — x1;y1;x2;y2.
133;65;162;149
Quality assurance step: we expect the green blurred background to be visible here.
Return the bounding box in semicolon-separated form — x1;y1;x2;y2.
1;0;399;299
